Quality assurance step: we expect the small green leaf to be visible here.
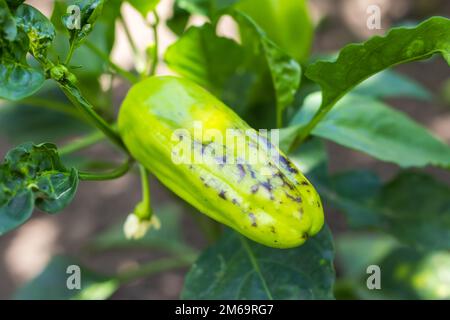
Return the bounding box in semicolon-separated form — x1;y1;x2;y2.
182;226;335;299
0;12;45;100
14;255;119;300
291;93;450;168
62;0;105;48
15;4;56;61
128;0;159;18
0;143;79;235
0;61;45;101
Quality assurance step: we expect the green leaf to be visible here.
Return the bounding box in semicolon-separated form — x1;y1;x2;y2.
62;0;106;48
321;170;450;251
182;226;335;299
175;0;239;17
336;233;450;299
14;255;119;300
291;93;450;168
128;0;159;18
235;0;313;63
376;172;450;251
365;248;450;299
0;6;45;101
0;0;17;41
15;4;56;61
354;70;432;100
298;17;450;141
0;60;45;101
90;203;193;254
166;1;190;36
0;143;79;235
325;170;383;228
165;24;245;98
232;10;301;127
336;233;398;278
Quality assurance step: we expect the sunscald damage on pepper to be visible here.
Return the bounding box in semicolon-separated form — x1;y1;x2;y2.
118;76;324;248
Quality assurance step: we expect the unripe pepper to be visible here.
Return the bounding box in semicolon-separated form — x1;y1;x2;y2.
118;76;324;248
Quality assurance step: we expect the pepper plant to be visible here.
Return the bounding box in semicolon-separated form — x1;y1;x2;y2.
1;0;450;300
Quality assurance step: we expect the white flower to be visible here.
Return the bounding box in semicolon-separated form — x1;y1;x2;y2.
123;214;160;240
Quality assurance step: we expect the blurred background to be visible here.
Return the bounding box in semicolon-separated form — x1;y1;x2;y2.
1;0;449;299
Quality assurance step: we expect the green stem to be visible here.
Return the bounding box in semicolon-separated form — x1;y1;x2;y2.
65;41;76;65
276;108;282;129
79;158;134;181
116;254;197;284
59;131;106;156
119;13;139;58
135;164;152;220
288;108;328;152
19;97;87;122
84;41;139;84
148;10;160;76
57;81;128;153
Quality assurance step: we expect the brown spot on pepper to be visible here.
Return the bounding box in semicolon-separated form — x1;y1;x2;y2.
249;213;257;227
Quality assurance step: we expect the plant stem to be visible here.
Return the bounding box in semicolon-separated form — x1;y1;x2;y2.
276;108;283;129
119;13;140;58
57;81;128;153
65;41;76;65
84;41;139;84
116;254;197;284
59;131;106;156
134;164;153;220
79;158;134;181
148;10;160;76
289;108;328;152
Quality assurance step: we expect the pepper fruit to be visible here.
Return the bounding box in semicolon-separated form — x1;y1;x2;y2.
118;76;324;248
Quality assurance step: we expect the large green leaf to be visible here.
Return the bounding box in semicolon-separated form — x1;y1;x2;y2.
14;255;119;300
182;226;335;299
232;10;301;127
296;17;450;142
291;93;450;168
320;170;450;251
336;234;450;300
353;70;431;100
128;0;159;17
0;0;17;41
0;143;79;235
235;0;313;63
165;24;245;97
376;172;450;251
